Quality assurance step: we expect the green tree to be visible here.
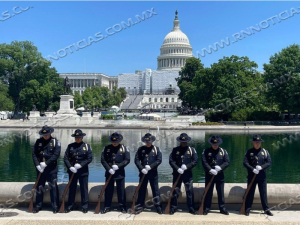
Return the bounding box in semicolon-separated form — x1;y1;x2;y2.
0;41;64;116
176;57;204;108
192;56;265;120
98;87;113;108
82;87;95;110
74;91;84;108
263;44;300;115
0;82;14;111
118;87;127;99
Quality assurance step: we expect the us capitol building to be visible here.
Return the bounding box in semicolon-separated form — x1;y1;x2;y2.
60;11;192;110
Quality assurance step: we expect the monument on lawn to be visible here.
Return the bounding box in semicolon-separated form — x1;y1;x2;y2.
29;104;40;119
57;77;77;116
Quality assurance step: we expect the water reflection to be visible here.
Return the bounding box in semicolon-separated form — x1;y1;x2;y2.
0;128;299;183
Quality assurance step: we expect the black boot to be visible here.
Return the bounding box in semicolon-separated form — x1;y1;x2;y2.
245;209;250;216
170;208;176;215
53;208;59;214
101;207;111;214
81;208;88;213
65;206;73;213
33;207;42;214
189;207;197;215
265;210;273;216
220;208;229;215
156;206;163;214
203;209;209;215
120;207;127;213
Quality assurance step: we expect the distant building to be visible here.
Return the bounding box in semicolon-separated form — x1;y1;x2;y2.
59;73;118;94
118;10;192;96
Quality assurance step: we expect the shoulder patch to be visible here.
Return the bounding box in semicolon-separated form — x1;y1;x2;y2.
57;141;61;147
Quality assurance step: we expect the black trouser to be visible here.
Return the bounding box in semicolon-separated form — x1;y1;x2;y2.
67;173;89;210
35;172;59;210
170;174;194;210
204;176;225;210
104;177;126;208
245;178;269;212
136;175;161;209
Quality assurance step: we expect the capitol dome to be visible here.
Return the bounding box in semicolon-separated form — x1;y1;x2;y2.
157;11;193;70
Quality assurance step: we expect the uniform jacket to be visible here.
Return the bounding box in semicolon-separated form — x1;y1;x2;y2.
169;146;198;177
202;147;230;180
32;137;61;174
243;147;271;180
135;145;162;179
101;144;130;179
64;142;93;176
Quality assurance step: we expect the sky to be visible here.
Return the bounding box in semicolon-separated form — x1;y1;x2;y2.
1;1;300;76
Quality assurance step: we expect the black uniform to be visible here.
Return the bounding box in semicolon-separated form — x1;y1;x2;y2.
101;144;130;209
201;147;230;211
243;147;271;212
64;142;93;210
169;146;198;211
135;145;162;209
32;137;61;210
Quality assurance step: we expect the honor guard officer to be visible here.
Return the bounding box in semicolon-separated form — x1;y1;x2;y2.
201;135;230;215
32;125;61;213
134;133;163;214
169;133;198;215
101;132;130;214
63;129;93;213
243;134;273;216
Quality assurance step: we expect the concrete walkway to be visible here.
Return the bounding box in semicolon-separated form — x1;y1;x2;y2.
0;207;300;225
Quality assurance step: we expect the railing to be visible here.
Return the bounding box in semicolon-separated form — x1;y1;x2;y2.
220;121;300;126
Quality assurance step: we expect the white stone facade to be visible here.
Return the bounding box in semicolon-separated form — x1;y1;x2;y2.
139;94;182;109
157;11;193;70
118;73;141;94
59;73;118;94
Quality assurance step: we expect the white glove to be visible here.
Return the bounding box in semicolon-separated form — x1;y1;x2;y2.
70;167;77;173
141;169;148;174
145;165;151;171
109;169;115;175
177;168;184;174
36;165;44;173
209;169;217;175
112;165;119;171
40;162;47;169
181;164;187;170
256;165;262;171
215;165;222;172
74;163;82;170
253;169;259;174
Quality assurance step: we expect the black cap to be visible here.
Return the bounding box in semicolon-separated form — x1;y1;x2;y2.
109;132;123;143
141;133;156;143
71;129;86;137
208;135;223;145
250;134;264;142
176;133;191;143
39;125;54;136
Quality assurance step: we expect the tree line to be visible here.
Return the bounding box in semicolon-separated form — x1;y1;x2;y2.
0;41;126;117
177;44;300;121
